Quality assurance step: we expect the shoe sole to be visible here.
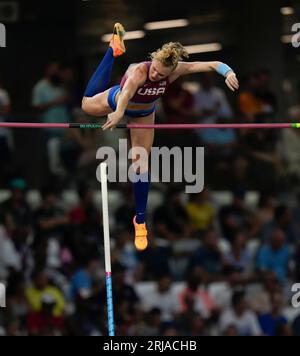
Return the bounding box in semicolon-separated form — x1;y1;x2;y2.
113;23;126;53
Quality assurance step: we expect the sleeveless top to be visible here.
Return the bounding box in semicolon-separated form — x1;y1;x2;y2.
120;61;171;105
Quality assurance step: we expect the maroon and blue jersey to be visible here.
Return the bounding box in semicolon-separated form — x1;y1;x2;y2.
120;61;170;104
108;61;171;118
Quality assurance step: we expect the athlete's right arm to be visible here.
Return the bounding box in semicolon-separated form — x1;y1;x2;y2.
102;66;147;131
115;66;146;114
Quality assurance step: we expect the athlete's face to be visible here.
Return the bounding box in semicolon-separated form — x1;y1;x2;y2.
149;60;174;82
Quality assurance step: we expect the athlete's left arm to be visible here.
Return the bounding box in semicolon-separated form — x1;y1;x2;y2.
171;61;239;92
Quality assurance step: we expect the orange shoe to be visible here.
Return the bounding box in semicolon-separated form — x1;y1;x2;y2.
133;216;148;251
109;23;126;57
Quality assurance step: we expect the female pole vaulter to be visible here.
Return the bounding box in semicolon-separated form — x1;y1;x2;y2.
82;23;239;251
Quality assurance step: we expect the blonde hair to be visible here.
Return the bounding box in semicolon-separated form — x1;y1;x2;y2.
150;42;189;69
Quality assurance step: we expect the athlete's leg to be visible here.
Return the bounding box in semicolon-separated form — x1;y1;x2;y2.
82;88;113;117
82;23;125;116
130;113;155;174
129;113;155;251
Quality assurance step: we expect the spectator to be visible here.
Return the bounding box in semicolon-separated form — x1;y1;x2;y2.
292;313;300;337
279;83;300;184
188;229;224;282
256;229;291;283
224;231;254;277
69;185;102;264
34;186;69;268
32;62;71;176
138;274;179;324
209;266;246;309
0;178;32;253
275;323;293;336
137;232;171;281
25;270;65;335
32;62;70;129
239;129;281;191
136;307;162;336
280;122;300;185
34;186;69;238
161;325;180;336
185;187;215;236
162;77;195;124
219;188;255;242
193;73;236;173
198;126;237;175
292;193;300;230
69;257;101;301
0;78;11;118
260;205;298;244
5;273;28;333
114;185;136;231
153;185;190;238
238;72;265;122
169;232;201;281
294;246;300;281
254;69;277;119
112;262;139;306
111;263;140;335
258;292;288;336
0;79;13;183
178;271;217;319
223;324;239;336
194;72;233;122
113;229;138;273
0;225;21;280
248;271;282;314
288;83;300;120
161;78;196;147
60;63;78;109
185;312;207;336
60;108;100;177
219;290;262;336
69;257;103;336
69;183;99;228
257;194;276;226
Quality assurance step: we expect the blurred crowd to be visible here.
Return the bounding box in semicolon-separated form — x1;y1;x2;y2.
0;62;300;192
0;61;300;336
0;180;300;336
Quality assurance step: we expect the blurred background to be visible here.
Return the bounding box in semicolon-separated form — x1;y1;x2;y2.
1;0;300;336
